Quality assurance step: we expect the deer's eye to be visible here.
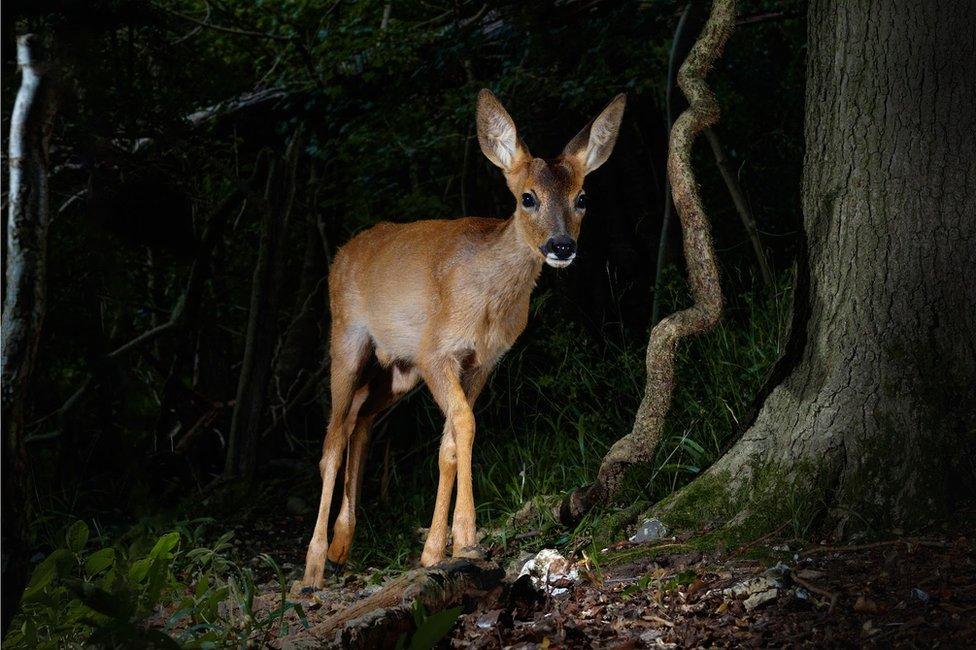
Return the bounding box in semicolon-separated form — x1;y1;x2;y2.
521;193;536;209
576;193;587;210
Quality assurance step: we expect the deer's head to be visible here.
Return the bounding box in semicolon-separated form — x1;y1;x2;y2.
476;89;626;268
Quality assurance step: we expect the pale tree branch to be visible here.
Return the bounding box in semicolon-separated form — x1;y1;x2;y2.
2;33;58;634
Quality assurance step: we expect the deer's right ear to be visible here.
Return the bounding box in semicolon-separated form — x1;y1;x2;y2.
477;89;530;174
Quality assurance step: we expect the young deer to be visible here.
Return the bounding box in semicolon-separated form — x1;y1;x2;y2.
301;89;625;588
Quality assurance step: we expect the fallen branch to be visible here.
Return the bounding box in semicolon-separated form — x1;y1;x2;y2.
800;538;948;555
560;0;735;524
285;559;503;649
185;87;292;128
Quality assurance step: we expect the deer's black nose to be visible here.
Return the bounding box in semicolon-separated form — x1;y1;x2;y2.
543;235;576;260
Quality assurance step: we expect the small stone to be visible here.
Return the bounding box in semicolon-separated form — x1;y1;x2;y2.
794;587;811;601
911;587;929;603
743;587;779;611
723;564;790;612
629;518;668;544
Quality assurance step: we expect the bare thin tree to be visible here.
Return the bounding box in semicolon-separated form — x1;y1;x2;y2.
2;34;58;634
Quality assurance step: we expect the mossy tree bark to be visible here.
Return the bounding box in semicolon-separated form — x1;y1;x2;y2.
693;0;976;531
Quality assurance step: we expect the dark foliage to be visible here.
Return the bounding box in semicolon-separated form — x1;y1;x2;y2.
2;0;806;643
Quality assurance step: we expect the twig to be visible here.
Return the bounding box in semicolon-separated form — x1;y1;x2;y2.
731;521;789;556
153;2;293;41
801;538;948;555
736;10;801;26
704;127;772;286
792;573;839;611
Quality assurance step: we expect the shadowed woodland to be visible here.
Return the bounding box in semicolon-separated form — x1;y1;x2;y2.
3;0;974;647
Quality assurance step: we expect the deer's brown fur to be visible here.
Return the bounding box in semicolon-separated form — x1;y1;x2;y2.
302;89;625;587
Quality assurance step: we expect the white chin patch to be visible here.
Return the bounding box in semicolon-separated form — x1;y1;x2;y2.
545;253;576;268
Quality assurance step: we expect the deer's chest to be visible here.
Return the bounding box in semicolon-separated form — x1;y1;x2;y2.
460;285;532;368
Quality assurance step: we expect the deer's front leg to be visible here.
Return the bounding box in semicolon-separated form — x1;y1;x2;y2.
420;361;479;563
420;423;457;567
421;366;490;566
450;402;478;557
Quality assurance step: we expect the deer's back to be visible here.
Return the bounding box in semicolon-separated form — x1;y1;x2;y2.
329;216;510;363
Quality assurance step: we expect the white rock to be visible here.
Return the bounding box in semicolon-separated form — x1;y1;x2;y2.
517;548;579;597
722;563;791;611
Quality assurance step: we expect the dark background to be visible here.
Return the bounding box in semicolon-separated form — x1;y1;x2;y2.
3;0;804;567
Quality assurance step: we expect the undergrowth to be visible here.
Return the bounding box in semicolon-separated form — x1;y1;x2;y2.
6;519;307;648
10;269;792;646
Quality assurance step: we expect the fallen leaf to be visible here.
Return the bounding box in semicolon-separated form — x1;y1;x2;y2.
854;595;879;614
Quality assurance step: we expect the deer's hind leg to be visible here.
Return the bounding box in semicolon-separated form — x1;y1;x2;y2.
301;326;371;589
327;362;419;571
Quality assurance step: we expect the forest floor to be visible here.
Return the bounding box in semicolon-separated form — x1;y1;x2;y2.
212;501;976;648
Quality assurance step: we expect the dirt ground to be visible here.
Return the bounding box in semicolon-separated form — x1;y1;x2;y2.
230;505;976;648
448;533;976;648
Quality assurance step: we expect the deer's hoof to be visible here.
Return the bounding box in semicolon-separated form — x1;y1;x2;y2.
290;580;319;598
326;559;345;577
452;545;487;561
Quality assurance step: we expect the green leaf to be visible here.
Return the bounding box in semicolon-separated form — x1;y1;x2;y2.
66;520;90;553
64;579;134;620
144;559;171;607
85;548;116;575
194;573;210;599
22;557;57;601
409;605;462;650
164;607;193;631
149;532;181;560
129;558;152;583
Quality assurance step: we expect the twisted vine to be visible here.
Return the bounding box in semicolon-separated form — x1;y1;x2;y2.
560;0;736;523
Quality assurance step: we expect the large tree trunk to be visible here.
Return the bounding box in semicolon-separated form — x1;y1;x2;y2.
2;34;57;634
690;0;976;531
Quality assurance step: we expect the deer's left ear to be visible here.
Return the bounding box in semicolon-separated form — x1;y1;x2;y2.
563;94;626;175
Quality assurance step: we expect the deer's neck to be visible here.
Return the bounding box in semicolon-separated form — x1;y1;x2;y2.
475;215;543;316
